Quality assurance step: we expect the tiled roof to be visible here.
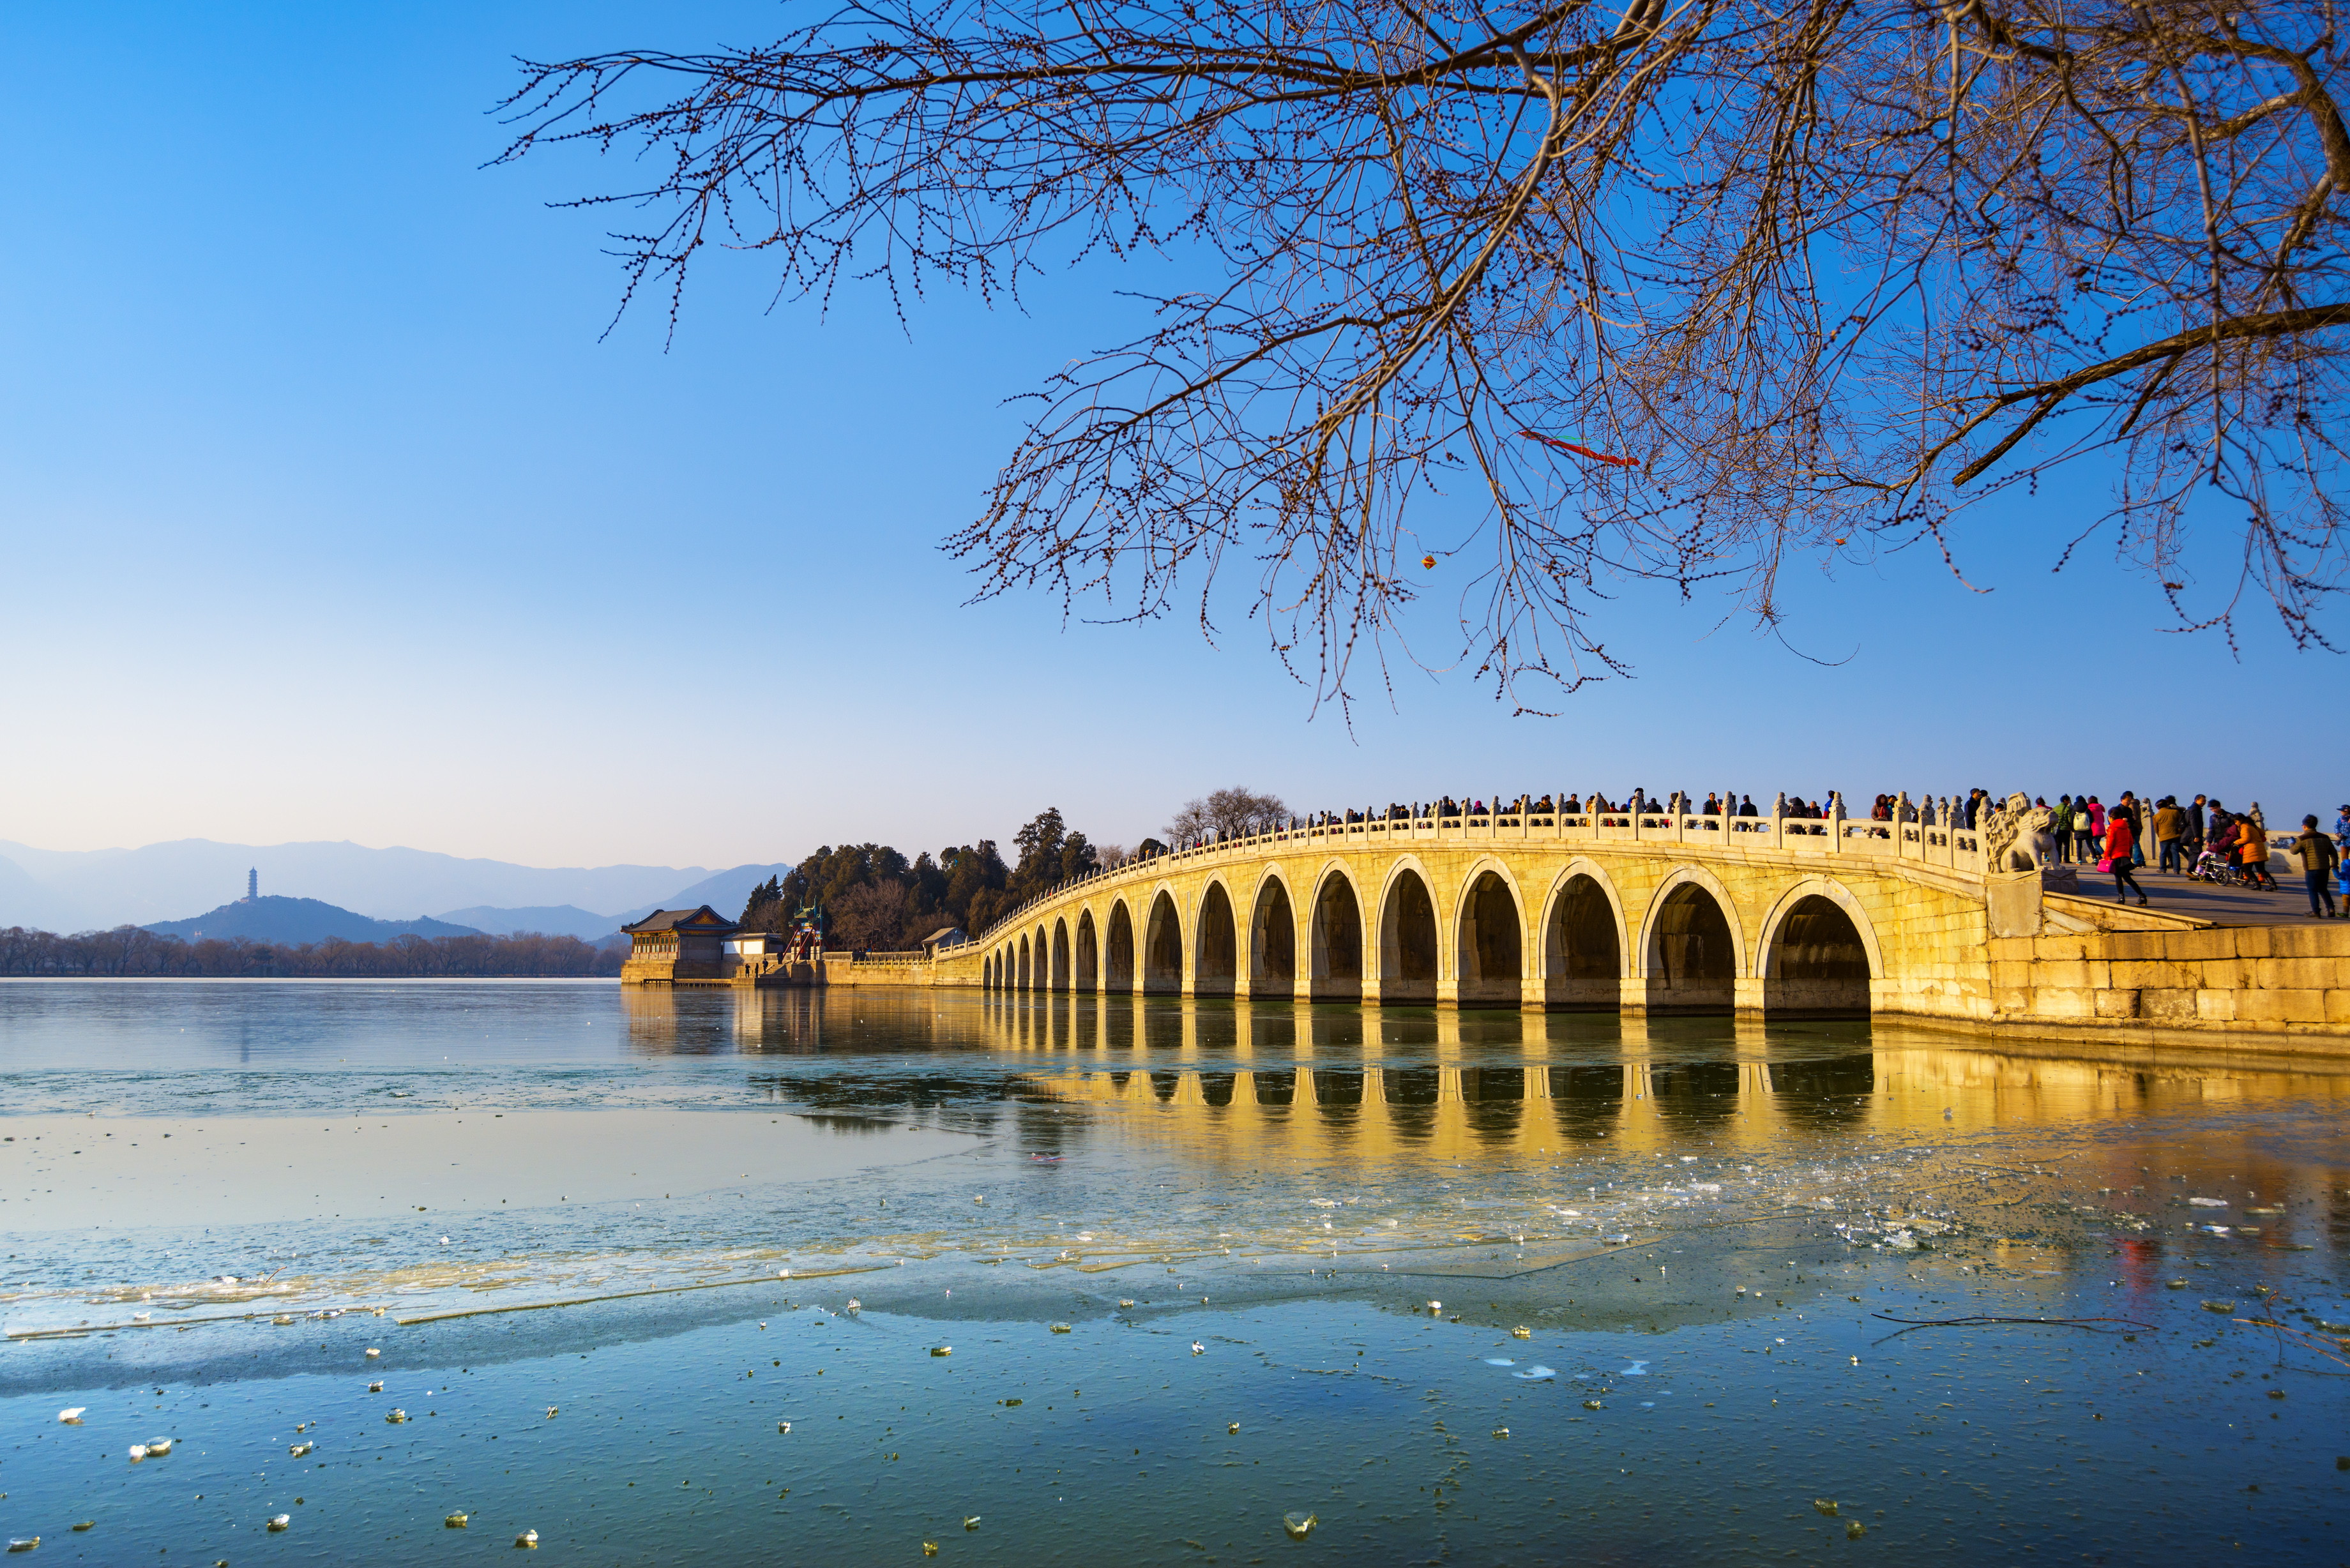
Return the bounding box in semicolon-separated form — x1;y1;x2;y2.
621;905;740;934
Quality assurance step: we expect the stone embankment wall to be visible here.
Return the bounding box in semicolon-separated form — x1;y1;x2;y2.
1988;921;2350;1045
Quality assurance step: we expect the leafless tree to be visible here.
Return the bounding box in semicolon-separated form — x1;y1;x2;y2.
501;0;2348;709
1167;785;1291;841
831;879;914;949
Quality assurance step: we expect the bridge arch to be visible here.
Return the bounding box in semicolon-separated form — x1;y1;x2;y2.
1248;868;1296;1000
1017;933;1033;991
1142;887;1184;995
1376;856;1441;1005
1051;919;1072;992
1755;877;1879;1017
1538;859;1627;1011
1453;857;1527;1007
1307;863;1365;1002
1194;878;1239;998
1105;899;1136;993
1075;908;1099;992
1639;864;1745;1014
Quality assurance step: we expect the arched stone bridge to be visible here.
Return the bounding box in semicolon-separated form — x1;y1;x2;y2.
944;808;2008;1020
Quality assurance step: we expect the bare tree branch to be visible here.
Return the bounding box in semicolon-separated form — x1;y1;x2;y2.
498;0;2350;706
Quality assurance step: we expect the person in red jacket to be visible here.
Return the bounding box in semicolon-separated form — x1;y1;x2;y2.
2107;808;2147;906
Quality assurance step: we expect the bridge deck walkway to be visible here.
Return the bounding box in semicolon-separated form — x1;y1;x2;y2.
2057;869;2339;927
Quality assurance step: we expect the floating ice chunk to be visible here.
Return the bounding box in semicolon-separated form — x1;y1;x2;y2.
778;1421;791;1433
1190;1341;1205;1355
290;1442;313;1458
515;1528;539;1548
444;1512;469;1528
1483;1358;1516;1367
1513;1366;1556;1381
930;1346;952;1357
386;1409;408;1424
964;1517;982;1531
1282;1512;1318;1540
365;1348;380;1359
6;1539;36;1554
56;1408;84;1424
368;1381;383;1393
1050;1323;1072;1334
266;1515;290;1533
1621;1360;1649;1376
127;1445;148;1463
1512;1326;1531;1339
2189;1198;2229;1207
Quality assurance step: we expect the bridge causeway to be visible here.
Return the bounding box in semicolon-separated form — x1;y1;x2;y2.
904;803;2348;1050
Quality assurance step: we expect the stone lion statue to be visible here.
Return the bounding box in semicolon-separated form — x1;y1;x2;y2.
1982;791;2058;871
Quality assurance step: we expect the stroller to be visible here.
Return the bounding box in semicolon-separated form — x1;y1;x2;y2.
2187;845;2240;885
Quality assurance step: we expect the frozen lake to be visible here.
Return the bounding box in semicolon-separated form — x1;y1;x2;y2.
3;980;2346;1563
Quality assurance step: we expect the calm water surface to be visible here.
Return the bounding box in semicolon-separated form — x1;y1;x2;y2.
3;980;2348;1564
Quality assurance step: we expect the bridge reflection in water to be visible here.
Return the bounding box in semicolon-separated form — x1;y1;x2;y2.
623;986;2350;1170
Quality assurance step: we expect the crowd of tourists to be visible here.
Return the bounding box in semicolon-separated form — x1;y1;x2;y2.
1206;787;2349;921
1952;789;2346;918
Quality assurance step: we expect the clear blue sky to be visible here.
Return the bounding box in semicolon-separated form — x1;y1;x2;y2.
3;1;2338;871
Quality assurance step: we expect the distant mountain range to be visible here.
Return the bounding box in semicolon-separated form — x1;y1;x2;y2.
431;904;621;940
0;838;792;939
145;896;485;945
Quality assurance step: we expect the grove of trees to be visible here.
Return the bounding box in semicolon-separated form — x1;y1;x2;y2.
1165;787;1289;845
739;806;1119;950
